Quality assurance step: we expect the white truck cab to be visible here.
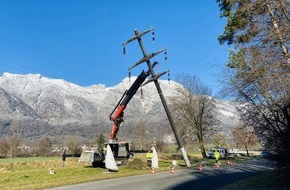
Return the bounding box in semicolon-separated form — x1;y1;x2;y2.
208;147;228;159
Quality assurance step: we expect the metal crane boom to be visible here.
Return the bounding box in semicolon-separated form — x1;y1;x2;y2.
109;70;150;141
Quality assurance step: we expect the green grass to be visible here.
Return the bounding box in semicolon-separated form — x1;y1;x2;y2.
1;154;288;190
0;158;154;189
0;154;190;190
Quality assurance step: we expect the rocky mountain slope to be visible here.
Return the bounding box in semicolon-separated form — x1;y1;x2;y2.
0;72;240;143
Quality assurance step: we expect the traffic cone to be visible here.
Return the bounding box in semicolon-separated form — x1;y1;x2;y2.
151;167;155;174
171;166;175;174
199;164;203;171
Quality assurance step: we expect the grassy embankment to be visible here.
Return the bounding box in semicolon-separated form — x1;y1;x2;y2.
0;153;205;190
1;153;289;190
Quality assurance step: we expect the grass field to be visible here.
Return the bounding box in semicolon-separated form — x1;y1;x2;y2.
0;153;202;190
0;154;289;190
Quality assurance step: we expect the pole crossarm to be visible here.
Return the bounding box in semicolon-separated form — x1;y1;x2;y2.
128;49;166;70
122;28;154;46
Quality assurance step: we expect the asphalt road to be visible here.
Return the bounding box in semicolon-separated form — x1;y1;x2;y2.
46;159;274;190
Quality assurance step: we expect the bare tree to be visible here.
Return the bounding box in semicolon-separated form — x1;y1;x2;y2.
170;74;218;158
232;122;261;156
96;133;106;151
64;136;82;154
177;121;195;150
133;120;148;150
212;133;227;148
37;137;52;156
155;140;165;153
0;138;9;158
6;135;22;157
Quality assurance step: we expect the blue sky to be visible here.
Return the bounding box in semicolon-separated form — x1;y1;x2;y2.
0;0;228;96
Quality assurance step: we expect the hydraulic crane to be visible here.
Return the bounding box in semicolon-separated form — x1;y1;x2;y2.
64;68;156;168
109;70;149;141
63;27;191;169
109;67;158;142
63;70;151;168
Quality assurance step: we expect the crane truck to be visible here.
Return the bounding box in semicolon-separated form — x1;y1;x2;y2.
63;69;151;167
62;28;173;168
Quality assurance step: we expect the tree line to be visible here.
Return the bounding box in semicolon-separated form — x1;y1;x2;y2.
216;0;290;168
0;135;86;158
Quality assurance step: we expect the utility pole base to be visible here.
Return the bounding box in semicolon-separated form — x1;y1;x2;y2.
180;147;191;167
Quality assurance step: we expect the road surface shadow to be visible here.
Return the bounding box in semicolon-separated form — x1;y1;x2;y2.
170;159;274;190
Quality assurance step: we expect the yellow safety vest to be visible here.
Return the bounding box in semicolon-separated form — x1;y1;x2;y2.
146;152;153;159
214;151;220;159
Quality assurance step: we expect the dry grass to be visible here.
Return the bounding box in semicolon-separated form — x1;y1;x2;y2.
2;156;288;190
0;154;183;190
0;152;226;189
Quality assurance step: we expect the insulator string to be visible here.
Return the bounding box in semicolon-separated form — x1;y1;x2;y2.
123;46;126;56
165;51;167;63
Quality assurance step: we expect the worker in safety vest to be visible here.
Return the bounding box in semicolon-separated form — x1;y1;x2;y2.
146;149;153;167
214;149;221;166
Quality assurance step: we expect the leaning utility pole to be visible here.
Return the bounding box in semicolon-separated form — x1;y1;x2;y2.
122;28;191;167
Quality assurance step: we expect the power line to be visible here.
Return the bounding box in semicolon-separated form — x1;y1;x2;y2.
0;56;58;79
0;61;28;73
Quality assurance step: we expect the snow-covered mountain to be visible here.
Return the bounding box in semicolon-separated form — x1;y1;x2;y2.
0;72;240;142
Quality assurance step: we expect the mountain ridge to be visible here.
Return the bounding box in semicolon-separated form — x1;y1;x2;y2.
0;72;240;144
